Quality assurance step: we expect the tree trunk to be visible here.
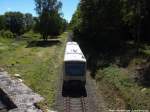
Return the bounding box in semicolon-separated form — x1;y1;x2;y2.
42;34;47;41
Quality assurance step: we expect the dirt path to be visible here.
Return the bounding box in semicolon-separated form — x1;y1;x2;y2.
86;71;108;112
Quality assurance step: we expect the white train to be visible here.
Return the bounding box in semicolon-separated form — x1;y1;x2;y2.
63;42;87;86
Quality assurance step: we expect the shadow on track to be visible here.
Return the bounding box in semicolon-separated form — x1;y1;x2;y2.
62;82;87;98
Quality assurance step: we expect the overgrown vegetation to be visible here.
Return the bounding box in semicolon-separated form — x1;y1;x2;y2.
0;0;68;110
0;32;68;110
70;0;150;110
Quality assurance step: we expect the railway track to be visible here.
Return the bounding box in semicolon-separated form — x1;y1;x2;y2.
63;97;88;112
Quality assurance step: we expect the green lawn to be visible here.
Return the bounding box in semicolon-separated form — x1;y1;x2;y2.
0;32;68;110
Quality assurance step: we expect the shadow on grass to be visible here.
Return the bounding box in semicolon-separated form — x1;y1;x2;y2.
26;39;61;48
137;63;150;87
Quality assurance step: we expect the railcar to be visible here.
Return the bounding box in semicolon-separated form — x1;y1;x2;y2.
63;42;87;86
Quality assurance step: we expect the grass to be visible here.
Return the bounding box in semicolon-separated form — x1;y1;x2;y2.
0;32;68;110
95;44;150;110
22;30;41;39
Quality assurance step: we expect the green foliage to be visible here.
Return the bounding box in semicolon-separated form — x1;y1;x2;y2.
22;31;41;39
0;30;14;38
96;66;150;110
0;15;5;30
71;0;150;51
5;12;25;35
69;5;81;30
97;66;133;88
24;13;33;32
71;0;150;110
69;5;82;41
0;12;34;37
33;17;40;33
72;0;124;51
60;18;68;32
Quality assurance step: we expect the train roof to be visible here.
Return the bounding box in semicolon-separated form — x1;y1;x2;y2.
64;42;86;62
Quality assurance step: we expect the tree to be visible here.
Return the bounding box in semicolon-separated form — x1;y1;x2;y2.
1;12;34;35
24;13;33;32
69;4;81;31
34;0;63;40
0;15;5;30
60;18;68;32
33;17;40;33
72;0;150;51
5;12;25;35
77;0;123;51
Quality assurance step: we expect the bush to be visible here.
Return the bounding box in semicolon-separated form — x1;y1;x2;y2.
0;30;14;38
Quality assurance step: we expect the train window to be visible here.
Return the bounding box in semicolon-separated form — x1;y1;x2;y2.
65;62;85;76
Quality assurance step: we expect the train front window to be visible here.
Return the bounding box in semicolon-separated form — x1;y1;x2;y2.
65;62;85;76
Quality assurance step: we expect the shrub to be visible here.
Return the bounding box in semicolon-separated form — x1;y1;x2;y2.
0;30;14;38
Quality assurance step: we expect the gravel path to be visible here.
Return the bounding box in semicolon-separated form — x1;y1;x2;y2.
86;71;108;112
